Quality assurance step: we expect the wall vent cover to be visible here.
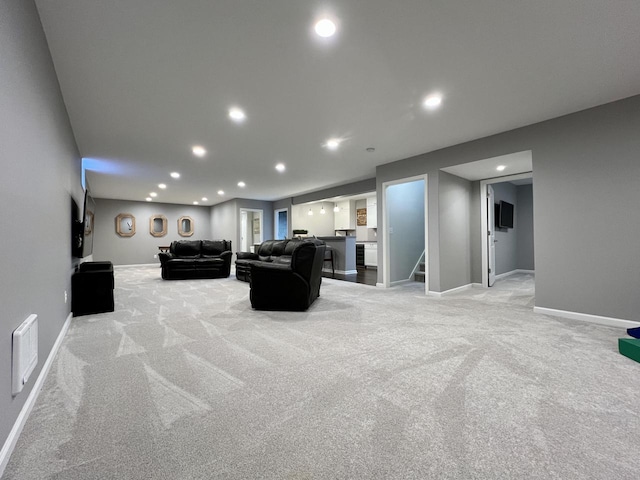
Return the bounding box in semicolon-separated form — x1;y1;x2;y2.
12;314;38;395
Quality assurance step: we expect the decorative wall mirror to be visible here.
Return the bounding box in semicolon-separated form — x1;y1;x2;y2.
178;216;194;237
149;214;168;237
115;213;136;237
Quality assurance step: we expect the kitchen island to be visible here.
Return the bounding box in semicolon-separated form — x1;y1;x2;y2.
317;236;357;275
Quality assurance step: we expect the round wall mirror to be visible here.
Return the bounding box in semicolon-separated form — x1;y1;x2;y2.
178;216;194;237
149;214;168;237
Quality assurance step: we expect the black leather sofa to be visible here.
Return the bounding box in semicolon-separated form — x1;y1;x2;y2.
72;261;115;316
158;240;232;280
235;239;326;311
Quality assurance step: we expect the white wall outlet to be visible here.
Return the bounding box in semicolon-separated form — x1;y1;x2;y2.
64;290;68;304
154;254;158;259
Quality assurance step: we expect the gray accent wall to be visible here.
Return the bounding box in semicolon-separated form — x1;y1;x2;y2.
211;199;274;256
492;182;519;275
377;96;640;321
439;172;473;291
93;199;212;265
1;0;82;452
516;184;535;270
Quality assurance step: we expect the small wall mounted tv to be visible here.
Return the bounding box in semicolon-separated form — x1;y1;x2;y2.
497;200;514;228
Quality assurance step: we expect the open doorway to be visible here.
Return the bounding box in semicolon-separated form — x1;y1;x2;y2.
382;175;428;293
274;208;288;240
240;208;263;252
480;173;534;288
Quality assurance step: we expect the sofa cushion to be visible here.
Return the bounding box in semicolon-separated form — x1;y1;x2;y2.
172;240;201;258
201;240;228;257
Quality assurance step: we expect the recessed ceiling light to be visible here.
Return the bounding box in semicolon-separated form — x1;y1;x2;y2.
149;192;157;197
496;165;506;171
193;201;199;205
229;107;246;123
326;138;341;150
237;181;246;188
158;183;167;189
315;18;336;37
275;163;286;172
170;172;180;179
217;190;224;196
202;197;208;202
146;197;152;202
423;93;443;110
192;145;207;157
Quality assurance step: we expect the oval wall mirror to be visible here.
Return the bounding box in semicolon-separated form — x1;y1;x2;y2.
149;214;167;237
178;216;194;237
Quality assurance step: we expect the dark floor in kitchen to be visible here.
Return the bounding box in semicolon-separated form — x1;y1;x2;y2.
322;266;377;286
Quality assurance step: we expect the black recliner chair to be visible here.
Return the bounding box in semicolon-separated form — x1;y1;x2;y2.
246;239;326;311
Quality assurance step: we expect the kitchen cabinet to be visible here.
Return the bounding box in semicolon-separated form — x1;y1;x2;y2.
364;243;377;267
366;197;377;228
334;200;355;230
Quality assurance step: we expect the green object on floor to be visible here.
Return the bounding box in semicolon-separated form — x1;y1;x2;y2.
618;338;640;363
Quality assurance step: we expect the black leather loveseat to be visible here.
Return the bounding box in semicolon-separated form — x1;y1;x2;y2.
235;239;326;311
158;240;232;280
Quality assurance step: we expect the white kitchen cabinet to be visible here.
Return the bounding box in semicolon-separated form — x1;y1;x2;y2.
364;243;377;267
366;197;377;229
334;200;355;230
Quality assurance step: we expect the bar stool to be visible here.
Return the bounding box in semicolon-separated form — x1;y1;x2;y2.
324;245;335;276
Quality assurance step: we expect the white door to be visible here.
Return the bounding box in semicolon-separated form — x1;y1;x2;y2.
240;211;248;252
487;185;496;287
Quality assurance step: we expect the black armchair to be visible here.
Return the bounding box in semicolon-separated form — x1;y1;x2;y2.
249;239;325;311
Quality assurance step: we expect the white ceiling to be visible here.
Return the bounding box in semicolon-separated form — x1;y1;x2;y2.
35;0;640;206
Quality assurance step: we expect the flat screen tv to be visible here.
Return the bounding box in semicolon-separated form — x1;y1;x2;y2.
497;200;514;228
73;190;96;258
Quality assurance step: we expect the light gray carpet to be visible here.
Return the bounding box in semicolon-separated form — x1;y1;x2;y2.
3;268;639;479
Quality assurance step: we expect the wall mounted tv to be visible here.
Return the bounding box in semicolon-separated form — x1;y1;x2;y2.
73;190;96;258
497;200;514;228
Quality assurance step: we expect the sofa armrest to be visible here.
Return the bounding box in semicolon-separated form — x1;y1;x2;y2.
236;251;259;261
158;252;174;265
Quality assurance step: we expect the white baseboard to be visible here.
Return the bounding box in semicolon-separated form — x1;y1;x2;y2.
534;306;640;329
376;282;385;288
428;283;473;297
495;269;535;280
323;268;357;275
0;312;72;477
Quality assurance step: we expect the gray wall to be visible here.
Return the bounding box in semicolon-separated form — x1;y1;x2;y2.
439;172;473;291
93;199;212;265
386;180;425;283
377;95;640;321
516;184;535;270
211;200;238;251
211;199;274;255
1;0;82;450
492;182;519;275
292;178;376;204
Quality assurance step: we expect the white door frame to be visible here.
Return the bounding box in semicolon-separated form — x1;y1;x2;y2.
480;172;532;288
239;208;264;252
381;174;429;294
274;208;288;239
